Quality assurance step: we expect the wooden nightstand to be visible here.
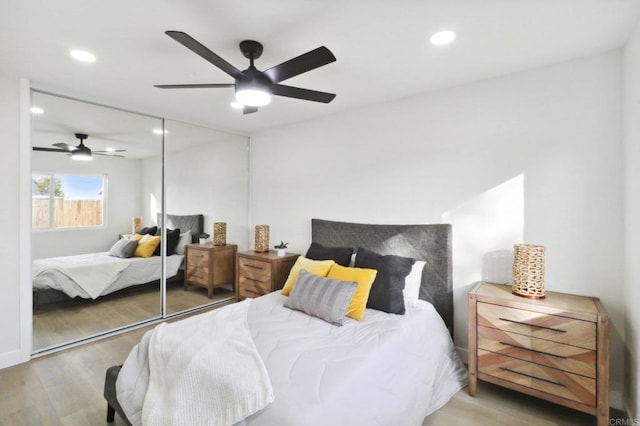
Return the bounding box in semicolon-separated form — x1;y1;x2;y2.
184;243;237;298
236;251;298;300
468;282;609;426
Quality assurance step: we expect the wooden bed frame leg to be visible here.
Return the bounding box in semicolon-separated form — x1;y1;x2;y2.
107;403;115;422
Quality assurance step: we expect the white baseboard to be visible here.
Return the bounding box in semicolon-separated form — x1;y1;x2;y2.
0;349;22;370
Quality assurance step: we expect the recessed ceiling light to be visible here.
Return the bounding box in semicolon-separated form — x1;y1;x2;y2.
105;147;116;152
429;30;456;46
70;49;96;63
30;106;44;114
230;101;243;109
152;128;168;135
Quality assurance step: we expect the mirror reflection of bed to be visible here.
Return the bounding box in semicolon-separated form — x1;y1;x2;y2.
31;214;235;350
30;92;249;353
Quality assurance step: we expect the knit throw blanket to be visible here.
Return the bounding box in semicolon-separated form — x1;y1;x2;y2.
118;299;273;426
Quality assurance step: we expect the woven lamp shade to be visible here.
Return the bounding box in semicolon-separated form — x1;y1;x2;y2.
213;222;227;246
254;225;270;252
512;244;546;299
131;217;143;234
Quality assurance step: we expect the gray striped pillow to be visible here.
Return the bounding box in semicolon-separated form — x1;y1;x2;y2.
284;270;358;326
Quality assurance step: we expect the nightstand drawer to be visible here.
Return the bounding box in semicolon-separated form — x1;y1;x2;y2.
238;276;271;298
187;249;209;265
238;257;272;281
478;349;596;406
186;265;209;286
477;302;596;350
478;326;596;378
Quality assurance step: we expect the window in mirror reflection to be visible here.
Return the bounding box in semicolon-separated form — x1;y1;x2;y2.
32;172;105;229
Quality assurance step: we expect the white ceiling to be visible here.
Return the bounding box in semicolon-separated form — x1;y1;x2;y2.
2;1;639;135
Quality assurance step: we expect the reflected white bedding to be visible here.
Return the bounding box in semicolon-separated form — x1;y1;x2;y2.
33;253;184;299
117;291;467;425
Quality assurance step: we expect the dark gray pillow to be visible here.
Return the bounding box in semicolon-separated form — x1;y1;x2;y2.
109;238;138;258
354;247;415;315
284;270;358;326
306;242;353;267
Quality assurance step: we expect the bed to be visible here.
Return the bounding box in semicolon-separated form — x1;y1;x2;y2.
32;214;204;305
105;218;467;425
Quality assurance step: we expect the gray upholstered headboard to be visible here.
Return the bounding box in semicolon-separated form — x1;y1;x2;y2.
157;213;204;243
311;218;453;336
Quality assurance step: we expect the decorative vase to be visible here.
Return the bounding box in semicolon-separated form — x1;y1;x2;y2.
512;244;546;299
213;222;227;246
255;225;269;252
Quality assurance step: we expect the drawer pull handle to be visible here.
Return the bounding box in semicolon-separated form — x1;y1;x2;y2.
498;317;566;333
499;367;565;387
244;264;264;270
498;341;566;359
243;277;265;284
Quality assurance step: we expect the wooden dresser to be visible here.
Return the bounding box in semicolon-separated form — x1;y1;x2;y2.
184;243;237;298
468;282;609;426
236;251;298;300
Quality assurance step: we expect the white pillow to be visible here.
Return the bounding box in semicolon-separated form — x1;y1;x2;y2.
403;260;426;307
174;230;192;255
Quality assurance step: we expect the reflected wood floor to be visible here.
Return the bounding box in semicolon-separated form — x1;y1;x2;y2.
33;283;235;350
1;320;616;426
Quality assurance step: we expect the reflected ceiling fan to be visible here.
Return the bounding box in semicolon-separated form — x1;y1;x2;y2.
154;31;337;114
32;133;126;161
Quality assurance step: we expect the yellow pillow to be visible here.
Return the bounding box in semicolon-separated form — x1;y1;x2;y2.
128;233;144;241
326;264;377;321
134;234;161;258
281;256;335;295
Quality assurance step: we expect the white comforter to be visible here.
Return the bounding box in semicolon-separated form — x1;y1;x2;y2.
32;253;184;299
117;292;467;426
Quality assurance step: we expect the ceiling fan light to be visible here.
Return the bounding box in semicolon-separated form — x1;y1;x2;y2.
235;89;271;107
72;147;92;161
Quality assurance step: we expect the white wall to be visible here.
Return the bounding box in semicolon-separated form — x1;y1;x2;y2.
31;152;143;259
623;19;640;419
250;51;625;406
0;74;22;367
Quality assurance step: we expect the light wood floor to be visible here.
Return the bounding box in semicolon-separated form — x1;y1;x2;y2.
2;316;619;426
33;283;235;350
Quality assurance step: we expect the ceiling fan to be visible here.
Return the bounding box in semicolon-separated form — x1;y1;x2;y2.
32;133;126;161
154;31;337;114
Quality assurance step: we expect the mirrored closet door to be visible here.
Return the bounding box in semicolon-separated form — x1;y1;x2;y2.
163;119;249;315
31;91;164;352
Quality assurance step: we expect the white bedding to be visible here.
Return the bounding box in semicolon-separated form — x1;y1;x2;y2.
33;253;184;299
117;292;467;425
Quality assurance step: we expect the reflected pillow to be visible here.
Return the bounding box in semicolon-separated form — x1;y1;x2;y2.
174;230;192;255
109;238;138;258
284;270;358;326
326;264;377;321
153;228;181;256
281;256;335;295
305;242;353;267
134;234;161;258
354;247;415;315
138;226;158;236
403;260;426;308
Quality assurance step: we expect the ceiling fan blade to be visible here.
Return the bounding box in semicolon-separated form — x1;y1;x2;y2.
94;153;125;158
93;150;126;153
154;83;234;89
33;147;67;153
165;31;244;79
264;46;336;83
243;106;258;115
53;142;77;151
272;84;336;103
